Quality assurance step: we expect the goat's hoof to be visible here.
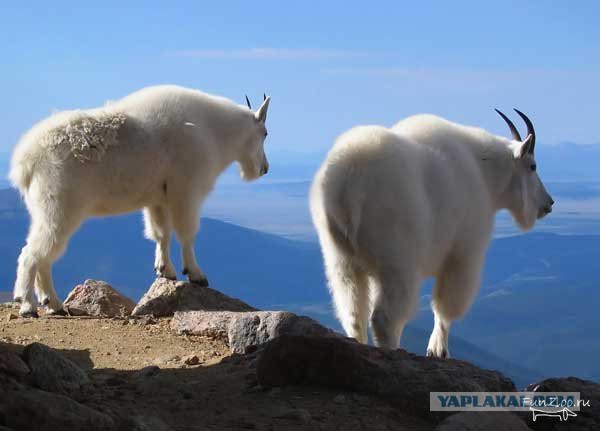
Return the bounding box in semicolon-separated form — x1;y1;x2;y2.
20;310;39;318
46;308;68;316
191;277;209;287
40;297;50;306
426;348;448;359
14;296;22;303
182;268;189;275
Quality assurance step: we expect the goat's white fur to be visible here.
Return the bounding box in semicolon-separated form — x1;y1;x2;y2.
310;114;553;357
10;85;271;316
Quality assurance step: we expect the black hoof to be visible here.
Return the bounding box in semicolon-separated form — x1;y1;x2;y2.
41;297;50;306
182;268;189;275
46;308;68;316
191;278;209;287
20;311;39;318
426;348;448;359
14;296;22;303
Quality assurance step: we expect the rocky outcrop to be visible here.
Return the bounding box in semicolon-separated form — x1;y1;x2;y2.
171;310;336;353
257;335;516;418
64;279;135;317
132;278;255;317
523;377;600;431
22;342;90;393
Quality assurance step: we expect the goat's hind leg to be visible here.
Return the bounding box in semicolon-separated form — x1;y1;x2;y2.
170;198;208;286
144;206;176;280
370;265;420;350
324;246;370;344
427;255;483;358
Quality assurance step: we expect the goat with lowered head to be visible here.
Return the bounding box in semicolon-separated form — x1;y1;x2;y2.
310;110;553;357
9;85;271;317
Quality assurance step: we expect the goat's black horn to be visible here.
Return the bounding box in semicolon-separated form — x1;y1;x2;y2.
495;108;522;142
514;109;536;153
245;95;251;109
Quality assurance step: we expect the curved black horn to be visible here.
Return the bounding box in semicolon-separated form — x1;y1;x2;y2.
263;93;267;101
495;109;522;142
513;109;536;153
245;95;252;109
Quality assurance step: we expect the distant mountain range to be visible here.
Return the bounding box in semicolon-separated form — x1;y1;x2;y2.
1;187;598;387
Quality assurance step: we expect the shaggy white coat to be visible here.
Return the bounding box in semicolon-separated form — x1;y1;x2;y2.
10;85;271;316
310;114;553;357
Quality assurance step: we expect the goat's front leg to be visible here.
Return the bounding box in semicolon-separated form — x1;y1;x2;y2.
170;199;208;287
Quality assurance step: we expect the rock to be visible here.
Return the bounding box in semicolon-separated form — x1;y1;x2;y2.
22;343;89;393
435;412;531;430
6;313;17;321
523;377;600;431
0;343;30;379
171;310;335;353
0;382;115;431
64;279;135;317
132;278;256;317
183;355;200;366
257;335;515;418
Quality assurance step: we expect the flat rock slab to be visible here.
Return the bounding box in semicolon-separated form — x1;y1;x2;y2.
257;335;516;419
171;310;336;353
22;342;89;393
64;279;135;317
132;278;255;317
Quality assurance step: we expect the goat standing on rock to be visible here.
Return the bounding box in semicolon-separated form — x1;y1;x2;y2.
9;85;271;317
310;110;553;358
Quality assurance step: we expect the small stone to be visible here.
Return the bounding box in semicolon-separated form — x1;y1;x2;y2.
183;355;200;366
63;279;135;317
134;366;160;379
333;394;346;404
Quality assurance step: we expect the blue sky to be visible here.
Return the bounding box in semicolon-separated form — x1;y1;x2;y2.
1;1;599;158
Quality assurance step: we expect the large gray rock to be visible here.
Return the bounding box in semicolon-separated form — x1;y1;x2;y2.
171;310;335;353
257;335;516;419
22;343;89;393
523;377;600;431
435;412;531;431
132;278;255;317
0;381;115;431
64;279;135;317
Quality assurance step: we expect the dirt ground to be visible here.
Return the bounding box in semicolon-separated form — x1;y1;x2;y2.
0;303;432;431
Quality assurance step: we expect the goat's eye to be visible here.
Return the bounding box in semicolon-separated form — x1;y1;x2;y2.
530;164;537;172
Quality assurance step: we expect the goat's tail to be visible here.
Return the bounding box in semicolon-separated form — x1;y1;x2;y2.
9;136;43;195
318;166;365;254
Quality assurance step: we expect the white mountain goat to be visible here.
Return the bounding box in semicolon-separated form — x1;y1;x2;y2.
310;110;553;358
9;85;271;317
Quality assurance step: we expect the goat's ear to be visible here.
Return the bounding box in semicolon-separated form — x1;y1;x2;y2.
255;96;270;124
517;134;534;158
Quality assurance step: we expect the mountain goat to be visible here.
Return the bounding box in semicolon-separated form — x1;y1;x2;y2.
310;110;553;358
9;85;271;317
